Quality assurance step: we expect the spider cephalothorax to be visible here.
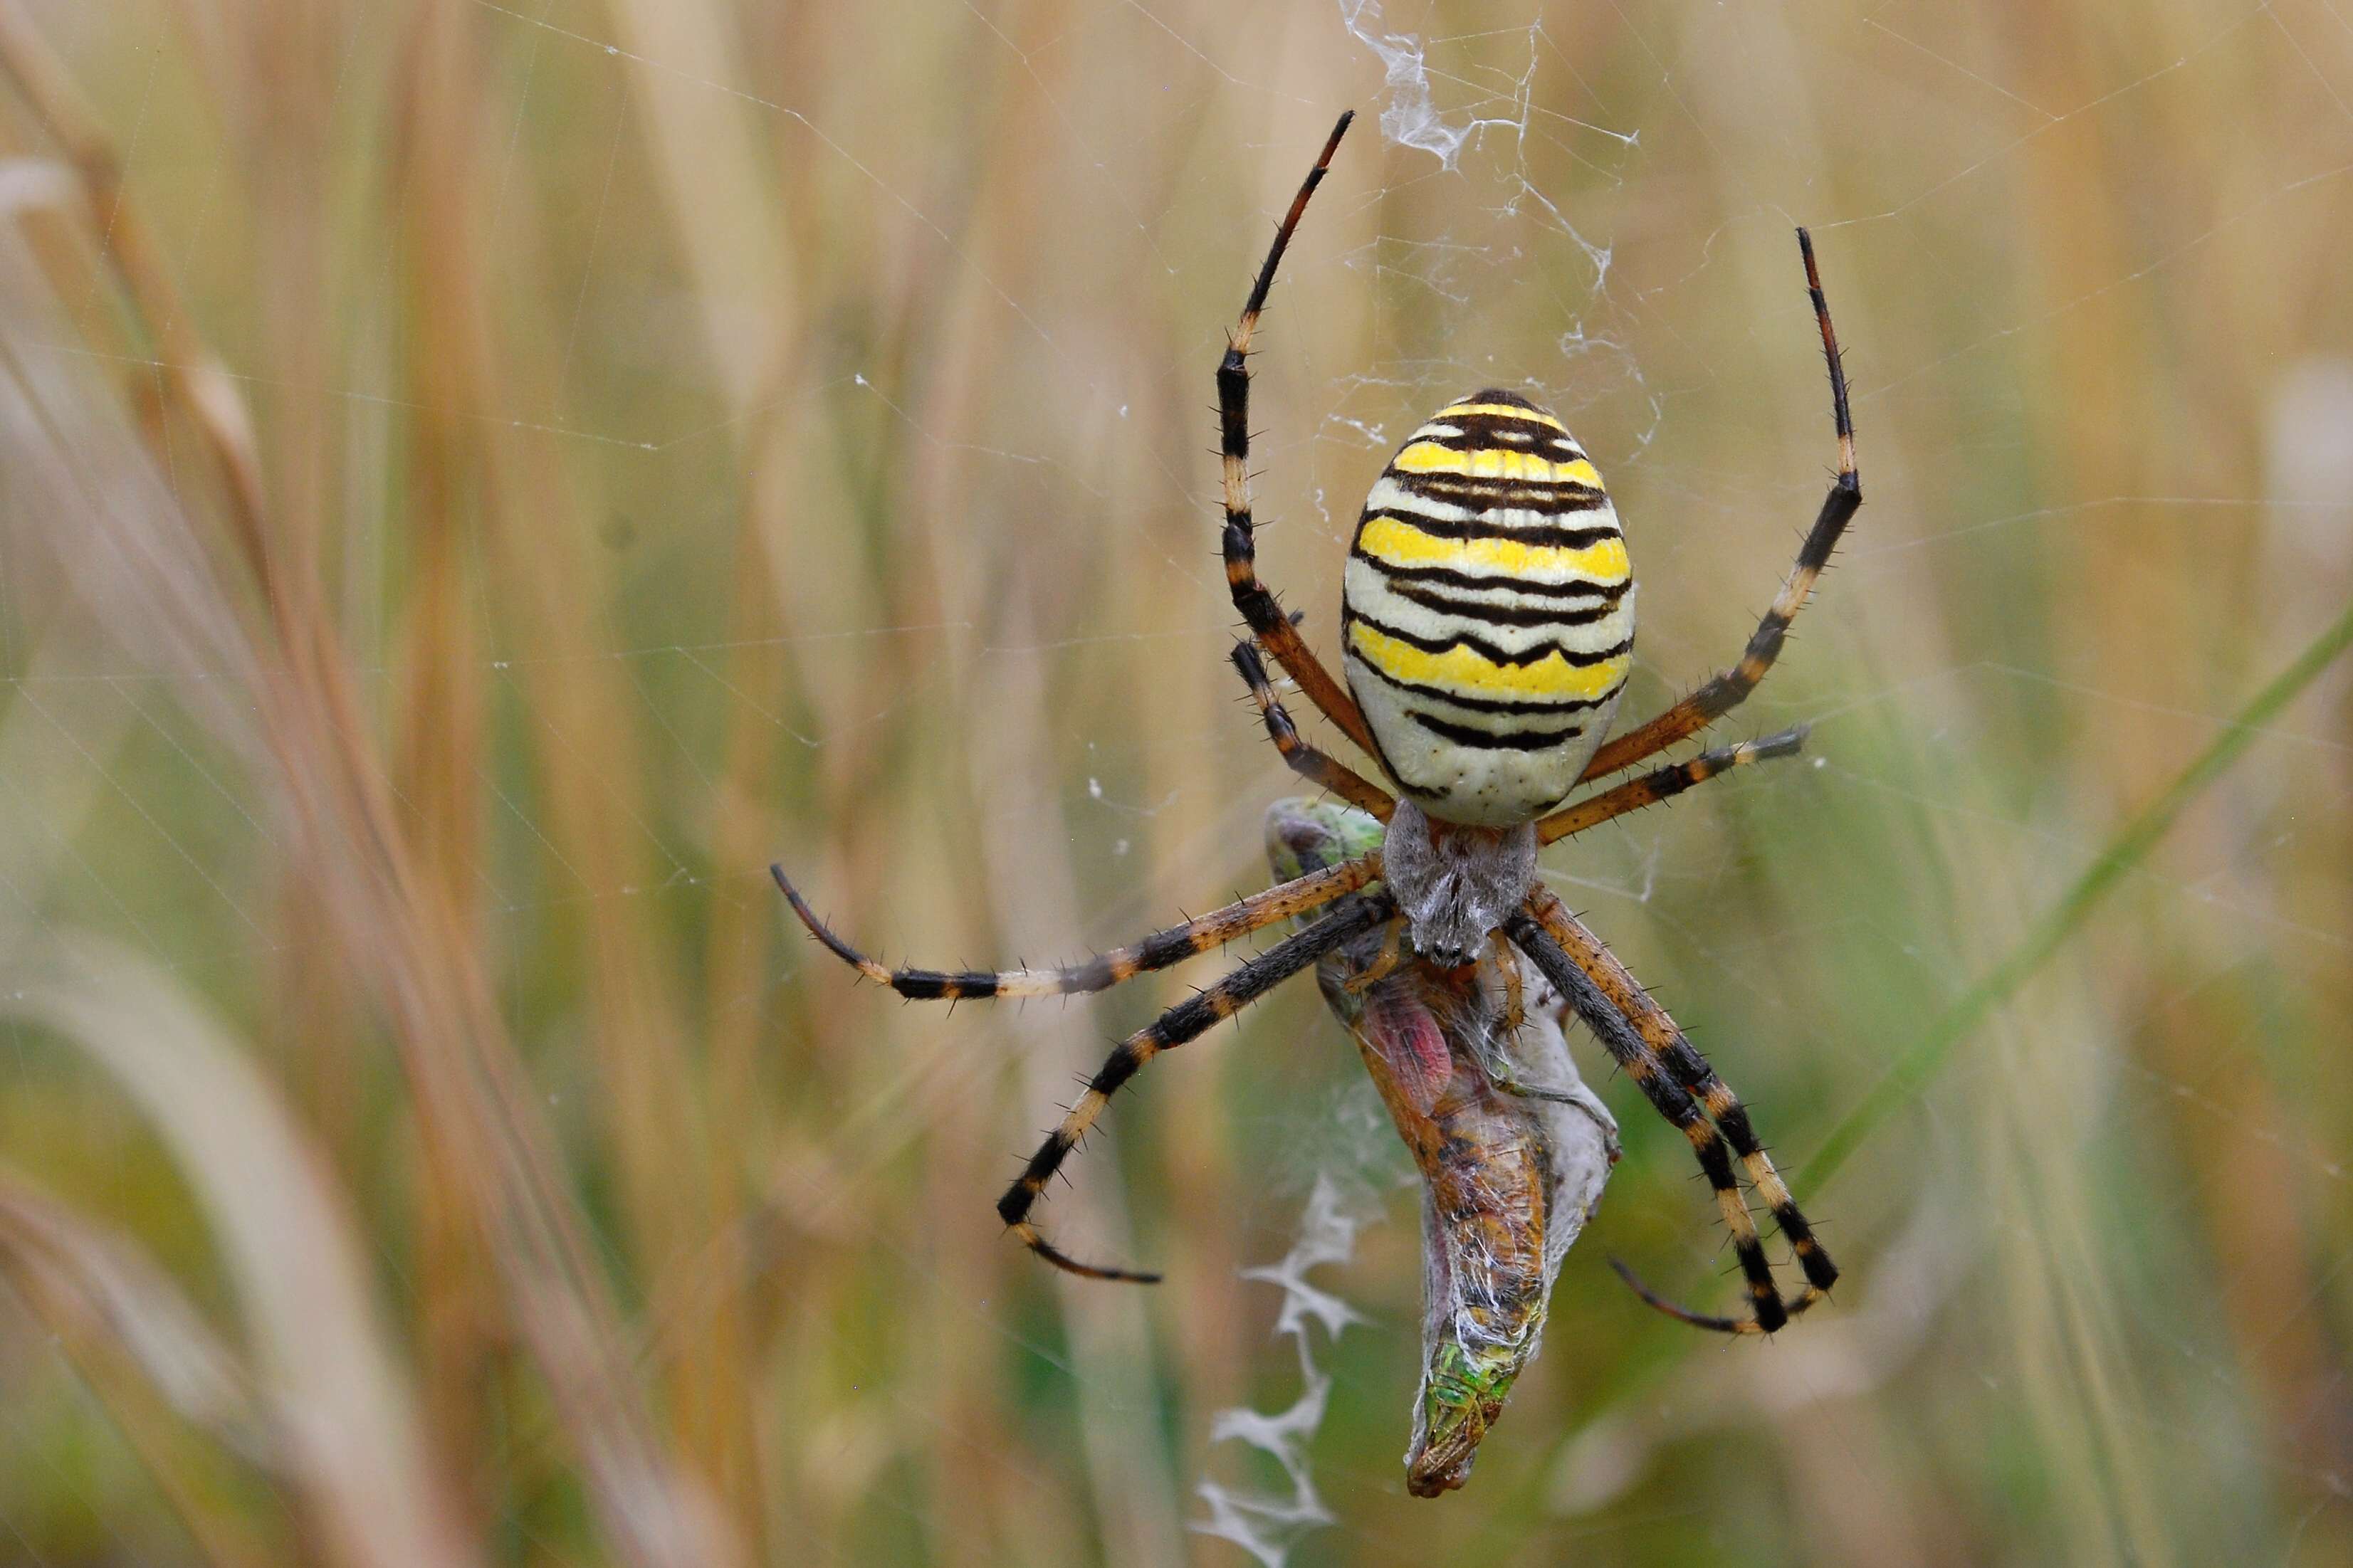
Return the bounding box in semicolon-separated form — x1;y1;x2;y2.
1377;804;1536;967
775;109;1860;1338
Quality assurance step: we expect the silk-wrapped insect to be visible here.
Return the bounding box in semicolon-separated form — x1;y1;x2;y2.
1267;799;1618;1497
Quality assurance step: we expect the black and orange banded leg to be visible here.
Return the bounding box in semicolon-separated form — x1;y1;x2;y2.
1516;886;1836;1333
1504;900;1790;1331
772;854;1378;1001
1218;110;1385;767
1578;229;1860;784
1536;727;1806;846
998;893;1394;1281
1230;641;1395;819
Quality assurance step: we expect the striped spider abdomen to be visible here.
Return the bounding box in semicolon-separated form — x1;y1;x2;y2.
1342;390;1635;826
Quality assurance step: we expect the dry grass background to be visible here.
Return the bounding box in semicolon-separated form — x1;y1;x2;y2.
2;1;2352;1564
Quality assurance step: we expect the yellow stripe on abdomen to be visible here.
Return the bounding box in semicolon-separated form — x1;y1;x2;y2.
1389;442;1604;490
1357;515;1628;583
1346;620;1630;704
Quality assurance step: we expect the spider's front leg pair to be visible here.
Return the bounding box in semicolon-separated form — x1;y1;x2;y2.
1505;892;1836;1332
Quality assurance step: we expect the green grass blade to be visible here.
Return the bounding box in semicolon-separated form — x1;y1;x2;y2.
1808;596;2353;1185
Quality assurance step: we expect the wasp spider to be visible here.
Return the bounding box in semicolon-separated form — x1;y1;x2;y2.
775;111;1860;1334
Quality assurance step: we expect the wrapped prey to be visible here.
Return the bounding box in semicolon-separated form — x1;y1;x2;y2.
1265;800;1620;1498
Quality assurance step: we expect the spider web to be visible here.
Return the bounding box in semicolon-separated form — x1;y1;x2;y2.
4;0;2353;1564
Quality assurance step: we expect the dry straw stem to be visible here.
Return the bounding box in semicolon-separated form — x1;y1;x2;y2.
0;0;268;591
0;9;742;1564
0;1177;276;1567
4;936;476;1568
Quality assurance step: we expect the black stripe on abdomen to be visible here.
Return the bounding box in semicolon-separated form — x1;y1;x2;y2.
1385;579;1623;629
1349;549;1635;606
1360;507;1620;551
1404;709;1586;749
1345;606;1635;669
1415;418;1588;463
1383;473;1611;516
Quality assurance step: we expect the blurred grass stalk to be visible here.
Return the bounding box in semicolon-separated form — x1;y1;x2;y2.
1;937;476;1568
1;0;2351;1564
0;1;740;1561
1812;590;2353;1185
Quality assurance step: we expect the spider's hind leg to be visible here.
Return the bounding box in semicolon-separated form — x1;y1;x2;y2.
1536;727;1807;845
772;853;1376;1002
999;892;1394;1280
1509;888;1835;1334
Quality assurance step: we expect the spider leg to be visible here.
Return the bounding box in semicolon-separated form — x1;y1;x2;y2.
1218;111;1385;766
1511;887;1836;1334
1536;727;1806;845
1493;930;1523;1040
1503;904;1784;1328
999;892;1394;1281
1339;919;1406;995
1578;230;1860;783
1230;641;1395;819
1608;1257;1826;1335
772;853;1378;1001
